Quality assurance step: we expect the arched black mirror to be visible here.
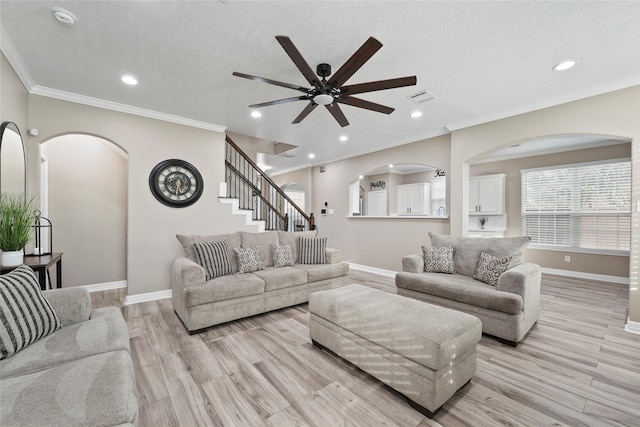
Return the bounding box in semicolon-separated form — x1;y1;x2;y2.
0;121;26;195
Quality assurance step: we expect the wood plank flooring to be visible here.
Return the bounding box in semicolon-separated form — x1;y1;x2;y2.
92;272;640;426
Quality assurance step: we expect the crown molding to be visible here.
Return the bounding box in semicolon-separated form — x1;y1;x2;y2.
29;85;227;132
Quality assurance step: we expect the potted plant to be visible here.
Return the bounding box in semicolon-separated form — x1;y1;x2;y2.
0;193;37;266
478;216;489;229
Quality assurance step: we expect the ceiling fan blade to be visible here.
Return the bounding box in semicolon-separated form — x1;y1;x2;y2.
325;103;350;127
337;96;394;114
341;76;417;95
328;37;383;88
249;96;308;108
292;102;318;124
233;72;309;93
275;36;321;88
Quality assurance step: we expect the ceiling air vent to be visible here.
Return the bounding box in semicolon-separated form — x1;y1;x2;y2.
407;89;435;104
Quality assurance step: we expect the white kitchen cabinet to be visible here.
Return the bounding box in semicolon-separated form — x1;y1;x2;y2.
397;183;430;215
469;174;505;214
367;190;387;216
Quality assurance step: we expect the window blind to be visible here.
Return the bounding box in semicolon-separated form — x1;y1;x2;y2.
521;159;631;254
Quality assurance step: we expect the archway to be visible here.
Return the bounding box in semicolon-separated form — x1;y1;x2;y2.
40;133;128;289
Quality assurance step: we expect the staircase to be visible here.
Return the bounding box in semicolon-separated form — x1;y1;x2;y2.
223;136;315;232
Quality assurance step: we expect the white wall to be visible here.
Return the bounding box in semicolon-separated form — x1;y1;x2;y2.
41;134;127;287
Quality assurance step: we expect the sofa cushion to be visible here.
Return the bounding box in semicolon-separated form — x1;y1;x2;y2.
240;231;279;267
278;230;317;263
295;262;349;283
298;236;327;264
0;350;138;427
184;274;265;307
193;240;234;280
272;244;295;267
0;265;62;360
0;307;130;379
395;272;523;315
429;232;530;277
253;266;308;292
474;252;512;287
234;246;265;273
176;232;240;272
422;246;455;274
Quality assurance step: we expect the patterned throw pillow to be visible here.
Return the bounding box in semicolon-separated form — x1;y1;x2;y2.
233;246;265;273
272;244;294;268
298;236;327;265
422;246;455;274
193;240;234;280
0;265;62;360
473;252;512;287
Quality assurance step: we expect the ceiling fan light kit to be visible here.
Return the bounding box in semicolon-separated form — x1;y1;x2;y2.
233;36;417;127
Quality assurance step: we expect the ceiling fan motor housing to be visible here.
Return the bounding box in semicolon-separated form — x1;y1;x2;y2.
316;63;331;79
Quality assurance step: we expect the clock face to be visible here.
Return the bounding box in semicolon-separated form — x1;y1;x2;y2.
149;159;203;207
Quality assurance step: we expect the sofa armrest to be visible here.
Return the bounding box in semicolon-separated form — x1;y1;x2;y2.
402;254;424;273
43;287;92;327
497;262;541;304
171;256;206;291
325;248;342;264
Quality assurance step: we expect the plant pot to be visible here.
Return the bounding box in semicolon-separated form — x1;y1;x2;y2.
1;250;24;267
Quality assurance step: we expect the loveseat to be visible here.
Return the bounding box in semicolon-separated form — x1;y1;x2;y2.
0;265;138;426
172;230;349;332
395;232;541;345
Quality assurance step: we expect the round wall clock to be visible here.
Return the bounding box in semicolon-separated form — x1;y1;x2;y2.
149;159;204;208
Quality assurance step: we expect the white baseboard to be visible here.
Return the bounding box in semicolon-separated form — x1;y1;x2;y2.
348;263;397;278
542;268;629;285
125;289;172;306
625;318;640;335
81;280;127;293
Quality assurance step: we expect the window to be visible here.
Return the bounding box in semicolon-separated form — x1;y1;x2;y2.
521;159;631;254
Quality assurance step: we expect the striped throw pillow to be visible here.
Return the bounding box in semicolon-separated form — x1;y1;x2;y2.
298;236;327;265
193;240;234;280
0;265;62;360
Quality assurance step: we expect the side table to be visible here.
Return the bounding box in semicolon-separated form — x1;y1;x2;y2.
0;252;63;290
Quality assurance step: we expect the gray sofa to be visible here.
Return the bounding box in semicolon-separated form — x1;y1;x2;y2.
396;232;541;345
172;230;349;332
0;287;138;426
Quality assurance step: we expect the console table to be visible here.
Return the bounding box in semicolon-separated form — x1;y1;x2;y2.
0;252;63;290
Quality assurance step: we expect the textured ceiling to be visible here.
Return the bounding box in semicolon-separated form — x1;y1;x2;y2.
2;1;639;174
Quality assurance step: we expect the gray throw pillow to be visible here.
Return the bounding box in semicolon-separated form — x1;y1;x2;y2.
473;252;512;287
272;244;294;267
298;236;327;264
233;246;265;273
0;265;62;360
193;240;234;280
422;246;455;274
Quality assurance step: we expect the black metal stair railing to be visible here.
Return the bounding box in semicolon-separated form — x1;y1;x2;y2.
224;136;315;231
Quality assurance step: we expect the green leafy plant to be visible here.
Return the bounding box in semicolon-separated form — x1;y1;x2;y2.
0;193;37;252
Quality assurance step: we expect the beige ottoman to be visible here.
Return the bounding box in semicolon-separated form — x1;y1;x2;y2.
309;284;482;417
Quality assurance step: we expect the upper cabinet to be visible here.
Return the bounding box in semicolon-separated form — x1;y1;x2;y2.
469;174;505;214
397;183;430;215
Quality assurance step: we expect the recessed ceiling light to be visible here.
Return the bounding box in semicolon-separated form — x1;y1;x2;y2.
553;60;577;71
121;75;138;85
359;175;364;179
251;111;262;118
308;153;315;159
411;111;423;118
389;164;393;168
52;7;77;26
339;135;348;142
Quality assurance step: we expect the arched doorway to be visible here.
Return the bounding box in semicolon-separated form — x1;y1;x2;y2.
40;134;128;289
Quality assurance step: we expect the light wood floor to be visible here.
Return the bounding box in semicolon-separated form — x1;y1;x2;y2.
92;271;640;426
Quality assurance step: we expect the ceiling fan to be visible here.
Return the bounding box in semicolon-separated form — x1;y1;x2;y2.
233;36;417;127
